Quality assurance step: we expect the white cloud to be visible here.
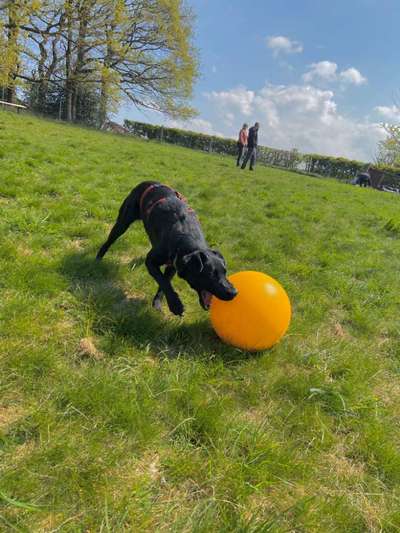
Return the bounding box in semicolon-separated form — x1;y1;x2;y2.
205;86;255;116
340;67;367;85
267;35;303;57
204;83;384;160
303;61;338;82
374;105;400;122
303;61;367;86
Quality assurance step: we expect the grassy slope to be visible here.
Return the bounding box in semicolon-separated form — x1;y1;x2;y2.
1;110;400;532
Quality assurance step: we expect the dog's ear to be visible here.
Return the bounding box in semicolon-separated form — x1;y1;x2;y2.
211;249;226;266
178;250;205;273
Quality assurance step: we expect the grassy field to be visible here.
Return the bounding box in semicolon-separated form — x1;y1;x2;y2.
1;110;400;532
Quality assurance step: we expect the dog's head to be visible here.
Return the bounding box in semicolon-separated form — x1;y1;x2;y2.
175;249;238;310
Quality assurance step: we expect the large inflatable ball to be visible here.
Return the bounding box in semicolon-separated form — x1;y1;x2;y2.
210;271;291;351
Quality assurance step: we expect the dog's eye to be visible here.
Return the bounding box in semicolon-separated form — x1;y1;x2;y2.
213;266;225;277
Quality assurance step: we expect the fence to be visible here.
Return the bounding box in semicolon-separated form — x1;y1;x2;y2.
0;100;27;114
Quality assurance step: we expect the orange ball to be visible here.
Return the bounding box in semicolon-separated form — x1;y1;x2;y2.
210;271;291;351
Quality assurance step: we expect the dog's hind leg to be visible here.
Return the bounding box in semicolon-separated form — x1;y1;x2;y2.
96;198;140;260
152;265;177;311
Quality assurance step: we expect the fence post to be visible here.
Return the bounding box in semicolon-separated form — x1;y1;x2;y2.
58;98;63;120
160;126;164;142
209;140;213;153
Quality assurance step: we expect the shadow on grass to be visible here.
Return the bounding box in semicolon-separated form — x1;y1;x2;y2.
60;251;252;363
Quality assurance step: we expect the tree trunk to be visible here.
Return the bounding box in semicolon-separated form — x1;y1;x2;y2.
72;87;78;121
65;2;73;121
5;86;15;103
99;75;108;127
36;38;48;111
72;0;91;122
6;3;20;103
99;23;115;127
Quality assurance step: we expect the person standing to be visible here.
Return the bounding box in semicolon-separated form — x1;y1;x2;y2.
355;167;371;187
236;123;248;166
241;122;260;171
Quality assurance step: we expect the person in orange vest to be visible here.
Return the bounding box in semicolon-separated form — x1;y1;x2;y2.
236;123;248;167
241;122;259;171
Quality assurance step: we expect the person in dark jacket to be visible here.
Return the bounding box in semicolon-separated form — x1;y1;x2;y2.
241;122;259;170
355;168;371;187
236;123;248;166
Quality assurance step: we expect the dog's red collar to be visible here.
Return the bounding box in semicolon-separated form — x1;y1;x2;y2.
139;183;195;221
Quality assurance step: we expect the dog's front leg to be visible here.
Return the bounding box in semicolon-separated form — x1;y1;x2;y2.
152;265;177;311
145;252;184;316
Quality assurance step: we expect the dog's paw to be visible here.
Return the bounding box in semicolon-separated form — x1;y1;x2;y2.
152;296;163;312
168;293;184;316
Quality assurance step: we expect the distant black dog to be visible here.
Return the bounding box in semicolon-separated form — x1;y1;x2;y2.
96;181;237;316
355;172;371;187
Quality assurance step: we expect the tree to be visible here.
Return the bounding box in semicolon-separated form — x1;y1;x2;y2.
0;0;198;124
0;0;41;102
376;124;400;166
114;0;198;120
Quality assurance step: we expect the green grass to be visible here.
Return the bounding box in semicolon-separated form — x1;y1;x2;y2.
1;110;400;532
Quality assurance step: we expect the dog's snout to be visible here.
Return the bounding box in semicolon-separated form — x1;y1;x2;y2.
227;286;238;300
217;281;237;301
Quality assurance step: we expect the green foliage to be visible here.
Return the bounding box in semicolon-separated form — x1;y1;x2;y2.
384;218;400;236
0;0;198;122
1;110;400;530
377;124;400;167
304;154;366;179
125;119;238;154
28;80;102;125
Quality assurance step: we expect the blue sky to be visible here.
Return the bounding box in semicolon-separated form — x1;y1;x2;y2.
117;0;400;161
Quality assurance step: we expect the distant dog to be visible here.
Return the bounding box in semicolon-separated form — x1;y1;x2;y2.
355;172;371;187
96;181;237;316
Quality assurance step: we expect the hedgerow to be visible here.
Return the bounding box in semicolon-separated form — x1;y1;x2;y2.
124;119;400;186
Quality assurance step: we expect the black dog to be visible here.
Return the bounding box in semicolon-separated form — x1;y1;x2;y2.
96;181;237;316
355;172;371;187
